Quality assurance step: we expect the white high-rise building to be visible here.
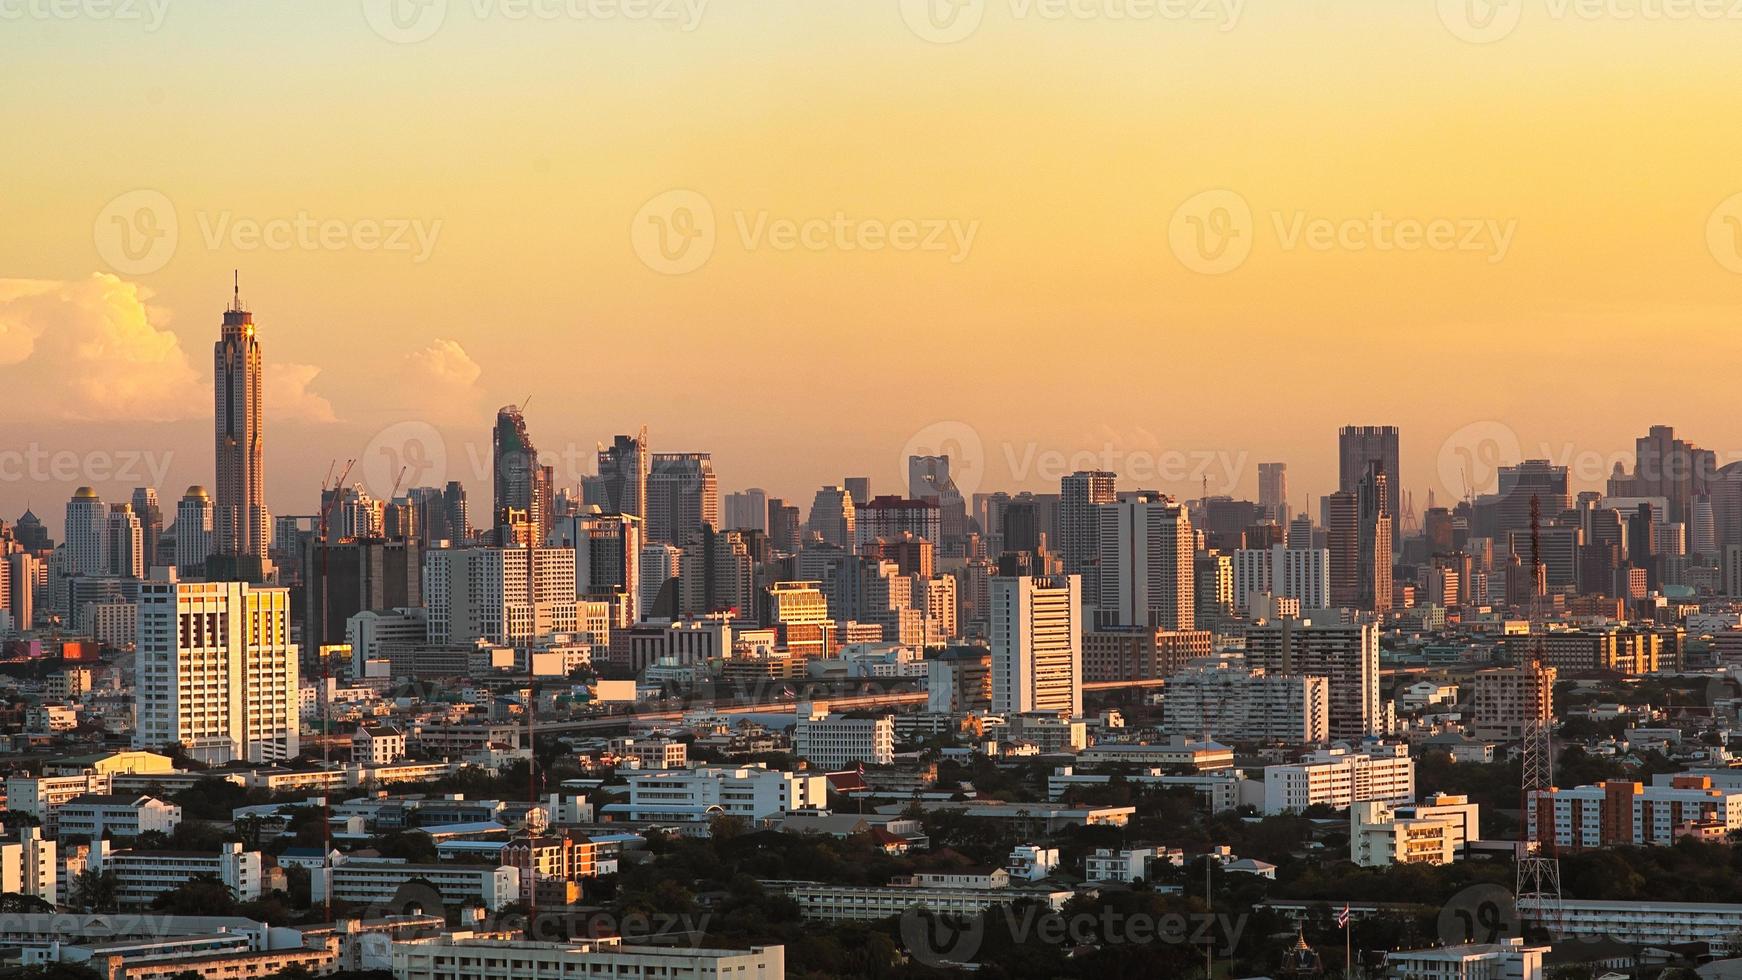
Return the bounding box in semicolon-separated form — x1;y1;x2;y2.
175;487;215;576
1095;494;1194;630
424;546;581;646
1233;544;1331;612
105;504;144;579
1161;664;1329;743
134;578;299;764
991;574;1082;717
65;487;106;576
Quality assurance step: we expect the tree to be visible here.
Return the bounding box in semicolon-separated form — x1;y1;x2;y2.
69;869;119;912
150;874;239;916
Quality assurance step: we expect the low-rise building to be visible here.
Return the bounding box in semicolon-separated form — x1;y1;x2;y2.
1349;793;1480;867
90;841;263;905
1386;938;1546;980
1528;775;1742;848
56;794;182;840
792;703;895;769
602;765;828;826
316;857;519;911
0;827;57;904
1262;743;1415;815
1077;737;1234;771
393;936;784;980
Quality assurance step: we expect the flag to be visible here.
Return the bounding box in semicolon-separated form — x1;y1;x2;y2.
1337;904;1351;929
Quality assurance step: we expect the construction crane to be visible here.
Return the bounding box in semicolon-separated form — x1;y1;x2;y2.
1516;494;1563;937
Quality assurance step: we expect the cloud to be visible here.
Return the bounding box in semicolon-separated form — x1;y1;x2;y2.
268;362;338;423
0;274;204;421
398;338;483;421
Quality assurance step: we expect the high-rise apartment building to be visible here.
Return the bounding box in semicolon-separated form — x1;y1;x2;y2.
1060;471;1116;605
301;538;423;651
553;510;642;623
990;574;1082;717
130;488;163;571
855;496;942;549
1233;544;1332;613
647;453;718;546
65;487;105;577
1245;619;1382;739
424;546;580;646
1470;663;1556;740
1258;462;1288;521
1338;425;1400;523
104;504;144;579
174;487;214;577
213;281;268;559
1094;493;1194;630
134;578;299;764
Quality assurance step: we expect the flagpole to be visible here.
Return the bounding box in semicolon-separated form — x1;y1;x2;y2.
1345;917;1352;980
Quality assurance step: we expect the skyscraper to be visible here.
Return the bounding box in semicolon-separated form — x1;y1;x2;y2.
135;579;300;764
64;487;105;577
1356;462;1393;613
598;430;650;521
807;486;856;548
647;453;718;545
1258;462;1288;521
214;278;268;559
104;504;144;579
990;574;1082;717
1607;425;1715;524
130;488;163;571
175;487;214;577
908;455;967;554
552;509;643;624
423;545;581;646
492;405;553;546
1338;425;1400;525
724;488;768;532
1094;493;1195;631
1060;471;1116;605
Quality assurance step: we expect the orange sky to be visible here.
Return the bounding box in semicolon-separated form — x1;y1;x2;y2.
3;1;1742;531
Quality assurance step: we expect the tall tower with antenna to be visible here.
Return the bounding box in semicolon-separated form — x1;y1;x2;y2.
214;272;268;559
1517;494;1562;934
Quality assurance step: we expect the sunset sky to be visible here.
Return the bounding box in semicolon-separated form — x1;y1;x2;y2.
4;0;1742;532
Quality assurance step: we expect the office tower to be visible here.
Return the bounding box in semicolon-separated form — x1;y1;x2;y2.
174;487;214;577
766;581;834;662
1480;460;1570;537
1287;513;1315;550
1357;462;1394;612
104;504;144;579
844;477;871;507
647;453;718;545
1198;497;1264;552
213;279;268;559
1692;496;1718;557
1094;493;1195;630
678;526;755;616
65;488;106;576
381;496;417;541
129;488;163;571
1059;471;1116;605
990;574;1082;717
1245;619;1382;738
301;538;422;651
424;546;581;646
492;405;553;546
855;496;942;549
723;489;768;532
766;498;802;553
639;543;682;619
1258;462;1288;521
1338;425;1400;524
1002;493;1044;554
135;579;299;764
807;486;855;547
1424;507;1455;554
553;510;642;623
597;430;650;521
13;509;50;553
908;455;967;554
1607;424;1716;524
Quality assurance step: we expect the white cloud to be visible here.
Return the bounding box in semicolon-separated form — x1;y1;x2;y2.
398;338;483;421
0;274;204;421
268;362;338;423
